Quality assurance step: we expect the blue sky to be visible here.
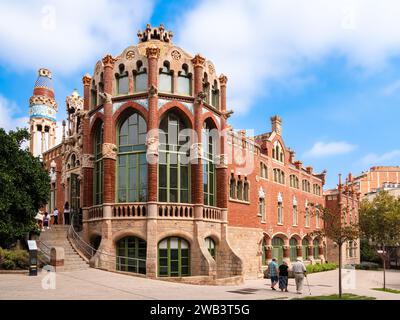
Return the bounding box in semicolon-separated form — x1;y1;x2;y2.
0;0;399;189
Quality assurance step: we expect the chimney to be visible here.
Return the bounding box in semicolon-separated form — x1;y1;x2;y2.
294;160;302;170
288;148;295;163
270;115;282;135
306;166;313;174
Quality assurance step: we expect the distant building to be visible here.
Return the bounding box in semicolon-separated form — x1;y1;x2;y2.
364;182;400;201
324;173;360;266
351;166;400;196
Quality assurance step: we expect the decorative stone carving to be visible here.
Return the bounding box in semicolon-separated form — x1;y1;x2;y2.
102;143;117;160
148;85;158;97
190;142;203;160
29;95;58;110
99;92;112;104
49;161;57;183
126;50;135;60
219;74;228;86
191;54;205;68
66;90;84;112
195;91;206;104
146;46;161;59
222;110;234;120
82;74;92;86
102;54;117;68
208;63;215;74
215;154;228;169
81;154;94;168
138;24;173;43
146;136;159;156
171;50;181;60
258;187;266;199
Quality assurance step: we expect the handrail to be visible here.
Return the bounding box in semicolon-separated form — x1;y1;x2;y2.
37;240;51;263
67;214;147;274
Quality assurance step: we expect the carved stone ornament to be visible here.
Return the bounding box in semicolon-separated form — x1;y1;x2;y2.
82;74;92;86
219;74;228;86
102;54;117;68
171;50;181;60
222;110;233;120
82;154;95;168
102;143;117;160
99;92;112;104
148;85;158;97
215;154;228;169
191;54;205;68
146;46;161;59
146;136;159;155
195;91;206;104
29;95;58;110
126;50;135;60
190;142;203;159
258;187;266;199
208;63;215;74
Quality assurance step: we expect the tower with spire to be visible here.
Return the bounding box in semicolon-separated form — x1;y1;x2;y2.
29;68;58;157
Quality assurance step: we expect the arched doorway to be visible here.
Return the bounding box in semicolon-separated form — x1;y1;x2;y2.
272;237;284;264
302;238;309;261
289;238;298;261
158;237;190;277
116;236;147;274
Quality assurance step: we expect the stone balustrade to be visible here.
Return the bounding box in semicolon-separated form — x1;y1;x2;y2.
112;203;147;218
202;206;222;221
158;203;194;219
88;205;103;219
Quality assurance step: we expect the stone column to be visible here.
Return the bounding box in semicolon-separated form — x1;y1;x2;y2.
145;46;160;278
308;245;314;264
30;124;36;155
283;239;290;264
41;126;46;154
265;245;273;264
296;245;303;260
319;245;325;263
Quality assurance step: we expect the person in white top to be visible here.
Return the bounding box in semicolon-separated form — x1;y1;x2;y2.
292;258;307;294
35;211;44;231
53;208;59;225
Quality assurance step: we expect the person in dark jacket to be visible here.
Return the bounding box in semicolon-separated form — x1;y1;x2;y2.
278;261;289;292
64;202;70;225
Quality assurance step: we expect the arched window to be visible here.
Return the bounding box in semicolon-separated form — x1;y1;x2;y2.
313;184;321;196
289;238;297;262
260;162;268;179
159;61;173;93
277;195;283;225
259;197;265;221
302;238;309;260
316;209;320;228
91;80;97;108
203;120;216;206
159;112;190;203
177;64;191;95
134;61;147;92
158;237;190;277
116;236;146;274
273;169;285;184
305;206;310;227
211;80;219;109
117;112;147;202
290;175;299;188
293;203;298;226
116;64;129;95
272;141;284;162
313;239;319;259
202;73;210;104
98;72;104;96
302;180;311;192
243;178;249;202
272;237;284;264
229;173;236;199
205;237;216;260
93;123;103;205
237;177;243;200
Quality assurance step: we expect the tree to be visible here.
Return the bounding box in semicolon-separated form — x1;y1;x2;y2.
0;128;50;248
359;191;400;289
310;203;359;298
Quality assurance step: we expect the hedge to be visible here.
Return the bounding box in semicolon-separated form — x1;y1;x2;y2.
306;262;337;274
0;247;30;270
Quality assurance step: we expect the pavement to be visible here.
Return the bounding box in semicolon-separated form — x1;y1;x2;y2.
0;268;399;300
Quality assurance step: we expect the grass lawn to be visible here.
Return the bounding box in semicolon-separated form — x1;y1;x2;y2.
372;287;400;294
293;293;375;300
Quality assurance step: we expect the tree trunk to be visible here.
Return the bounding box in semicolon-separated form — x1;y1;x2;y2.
383;244;386;290
339;243;342;298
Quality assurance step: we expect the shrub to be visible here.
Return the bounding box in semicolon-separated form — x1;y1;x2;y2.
306;262;337;274
0;248;29;270
355;262;380;270
2;260;16;270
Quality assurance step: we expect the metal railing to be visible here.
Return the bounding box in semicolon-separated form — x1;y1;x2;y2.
37;240;51;264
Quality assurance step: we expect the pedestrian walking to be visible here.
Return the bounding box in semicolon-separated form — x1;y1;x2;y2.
267;258;279;290
64;202;70;225
43;211;50;230
278;261;289;292
53;208;59;225
292;258;307;294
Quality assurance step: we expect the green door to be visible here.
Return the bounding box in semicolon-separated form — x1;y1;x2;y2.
290;238;297;261
313;239;319;259
272;237;284;264
302;238;309;260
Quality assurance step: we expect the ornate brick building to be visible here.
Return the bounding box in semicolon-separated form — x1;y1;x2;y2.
351;166;400;196
34;24;327;282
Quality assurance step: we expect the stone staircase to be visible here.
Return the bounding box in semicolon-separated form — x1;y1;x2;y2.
39;225;89;271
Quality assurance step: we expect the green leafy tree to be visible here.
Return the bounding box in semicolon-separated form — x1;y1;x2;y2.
0;128;50;248
359;191;400;289
310;203;359;298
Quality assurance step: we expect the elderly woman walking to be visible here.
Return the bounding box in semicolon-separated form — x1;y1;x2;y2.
278;261;289;292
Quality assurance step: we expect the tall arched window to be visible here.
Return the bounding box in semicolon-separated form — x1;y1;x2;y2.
229;173;236;199
302;238;309;260
237;177;243;200
159;61;173;93
316;209;320;228
117;112;147;202
177;64;191;95
203;120;216;206
116;64;129;95
93;123;103;205
305;206;310;227
313;239;319;259
272;237;284;264
211;80;219;109
158;237;190;277
202;73;210;104
243;178;249;202
272;141;284;162
260;162;268;179
205;237;216;260
91;80;97;108
159;112;190;203
289;238;297;261
277;194;283;224
134;61;147;92
259;197;265;221
273;169;285;184
290;175;299;188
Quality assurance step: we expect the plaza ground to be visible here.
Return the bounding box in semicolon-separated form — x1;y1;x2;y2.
0;268;399;300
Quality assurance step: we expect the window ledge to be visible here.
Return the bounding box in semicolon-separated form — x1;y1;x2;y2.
277;223;283;226
229;198;250;205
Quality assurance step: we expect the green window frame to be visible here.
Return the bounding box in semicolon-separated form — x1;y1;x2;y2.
117;112;147;203
203;123;216;206
262;238;267;266
305;207;310;227
293;205;298;226
229;174;236;199
272;237;284;264
259;197;265;221
159;62;173;93
302;238;309;260
93;123;103;205
158;237;190;277
277;202;283;224
313;240;319;259
205;237;216;260
116;236;147;274
290;238;297;262
158;112;190;203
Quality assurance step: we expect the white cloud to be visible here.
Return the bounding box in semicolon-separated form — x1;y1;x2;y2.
361;150;400;166
303;141;356;158
382;80;400;96
0;95;29;132
0;0;154;75
176;0;400;114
